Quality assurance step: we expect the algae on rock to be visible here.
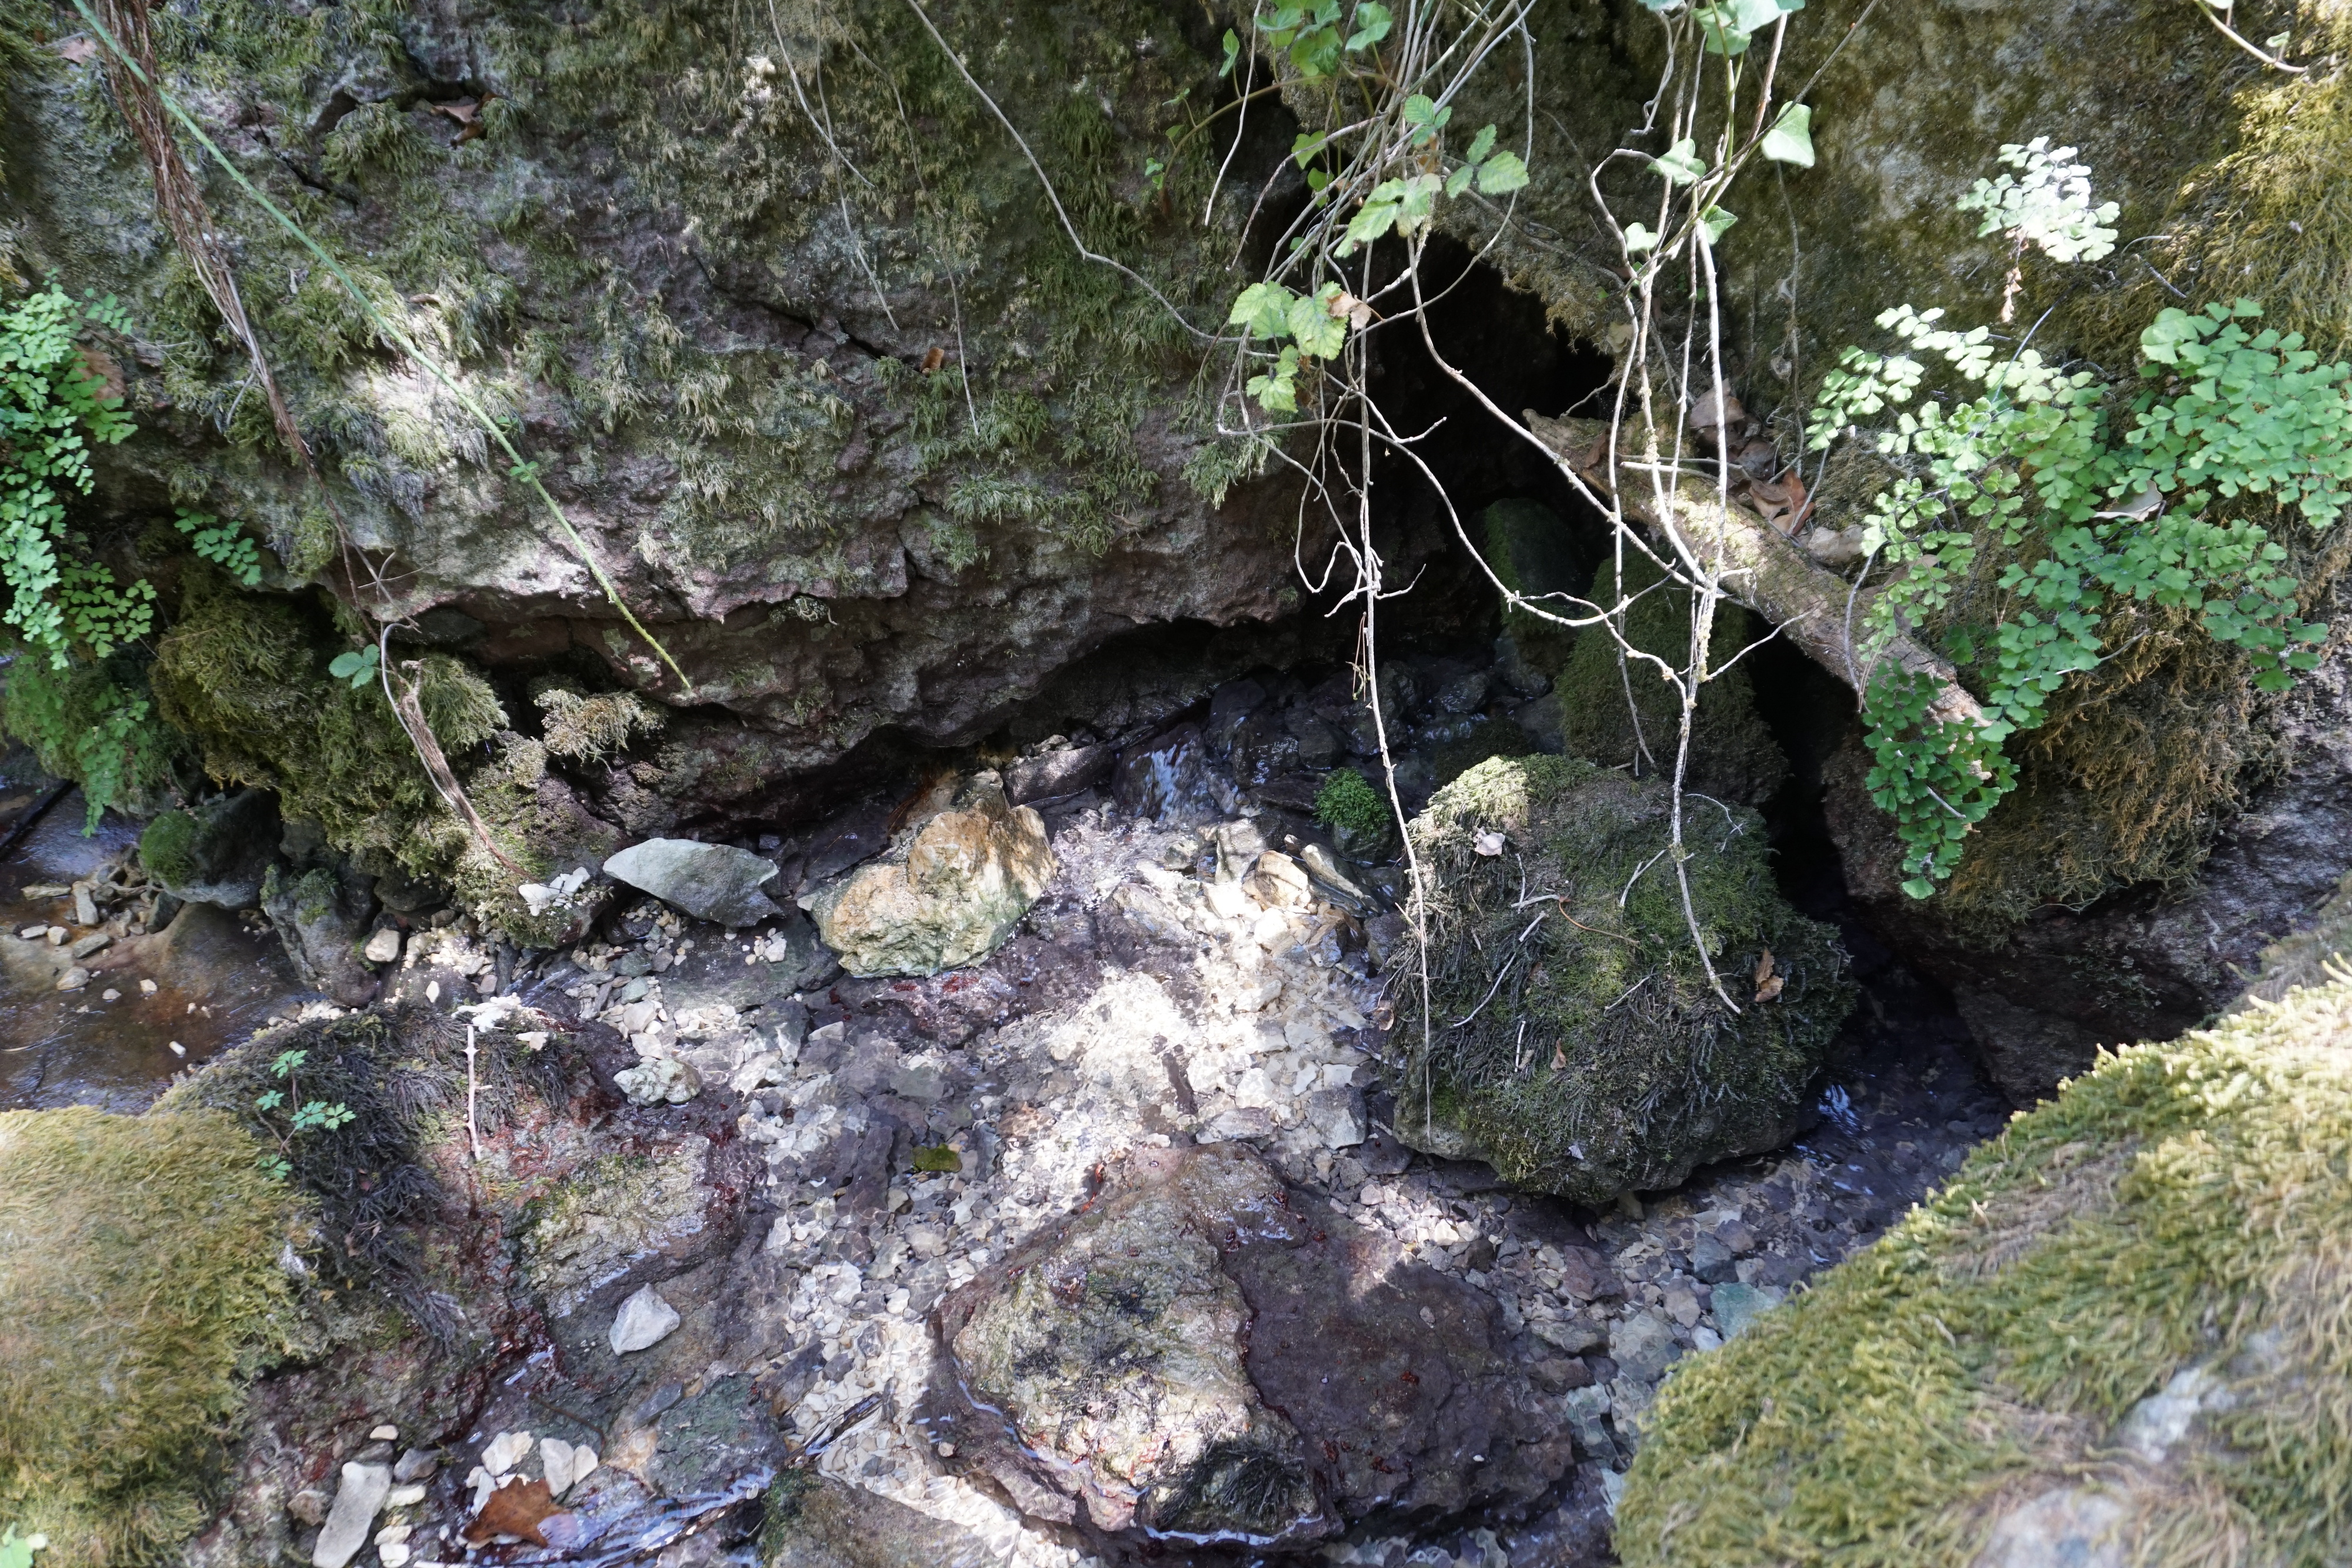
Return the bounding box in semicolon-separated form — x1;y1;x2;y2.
1399;756;1850;1202
0;1106;301;1567
1618;972;2352;1567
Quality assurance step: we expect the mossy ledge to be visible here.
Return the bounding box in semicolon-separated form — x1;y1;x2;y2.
1619;971;2352;1566
0;1107;303;1567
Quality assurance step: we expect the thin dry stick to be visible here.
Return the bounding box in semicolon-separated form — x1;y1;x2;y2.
463;1018;483;1161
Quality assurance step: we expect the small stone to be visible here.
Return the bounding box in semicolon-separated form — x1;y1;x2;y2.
14;924;44;941
1608;1308;1683;1384
369;1424;399;1442
614;1055;700;1106
391;1447;439;1485
1690;1233;1739;1284
1663;1283;1703;1329
1709;1282;1782;1341
168;1040;185;1057
609;1283;681;1353
373;1524;411;1546
310;1462;392;1568
425;979;440;1004
363;928;402;964
480;1430;533;1477
45;926;66;945
72;882;99;927
139;978;156;994
385;1484;425;1507
378;1545;410;1568
101;988;120;1002
55;967;89;992
288;1489;332;1528
68;932;111;959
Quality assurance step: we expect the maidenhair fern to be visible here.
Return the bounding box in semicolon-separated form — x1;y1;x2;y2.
1813;144;2351;897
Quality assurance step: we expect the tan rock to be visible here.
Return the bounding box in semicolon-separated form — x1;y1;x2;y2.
803;773;1057;978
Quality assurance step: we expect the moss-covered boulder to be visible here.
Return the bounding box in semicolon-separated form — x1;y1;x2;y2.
1619;974;2352;1566
0;1107;300;1566
1399;756;1851;1201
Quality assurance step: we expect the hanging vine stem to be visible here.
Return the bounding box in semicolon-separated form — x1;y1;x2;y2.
71;0;691;694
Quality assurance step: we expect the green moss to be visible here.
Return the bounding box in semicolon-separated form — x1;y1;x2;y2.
0;1106;301;1567
1402;756;1851;1201
136;808;201;890
1482;498;1586;675
1552;554;1788;807
1620;973;2352;1566
1315;768;1388;838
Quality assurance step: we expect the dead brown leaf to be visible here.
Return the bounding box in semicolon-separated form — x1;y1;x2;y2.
73;346;124;407
1754;973;1785;1003
429;97;481;124
55;35;99;63
920;346;947;373
1749;470;1812;535
463;1477;558;1546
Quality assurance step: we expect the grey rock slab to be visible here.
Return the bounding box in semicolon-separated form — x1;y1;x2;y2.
605;840;783;928
610;1282;682;1353
1007;743;1112;805
1690;1233;1738;1284
391;1447;439;1484
140;788;280;910
311;1461;392;1568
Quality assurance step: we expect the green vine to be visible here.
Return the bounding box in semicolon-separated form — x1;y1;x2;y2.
1815;145;2349;897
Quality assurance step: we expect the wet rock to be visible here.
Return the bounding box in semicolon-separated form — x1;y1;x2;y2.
610;1283;682;1353
927;1143;1573;1549
604;839;784;928
137;789;280;910
1111;725;1241;825
362;927;402;965
802;774;1055;978
260;863;380;1007
1007;741;1112;805
311;1461;392;1568
1689;1233;1738;1284
759;1470;1000;1568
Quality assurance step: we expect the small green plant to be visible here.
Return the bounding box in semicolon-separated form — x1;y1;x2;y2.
172;510;266;587
1812;145;2350;897
252;1048;353;1179
1315;768;1390;839
1;1528;48;1568
326;644;380;688
0;282;139;668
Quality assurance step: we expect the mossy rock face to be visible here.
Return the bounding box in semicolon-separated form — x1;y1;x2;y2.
1619;974;2352;1567
1399;756;1852;1202
1552;553;1789;808
0;1106;300;1566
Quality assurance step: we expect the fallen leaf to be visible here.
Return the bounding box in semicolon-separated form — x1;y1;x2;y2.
463;1477;558;1546
55;35;99;62
1473;830;1506;858
1749;469;1812;535
1549;1045;1567;1071
1754;973;1785;1003
1688;382;1746;432
1752;949;1775;986
920;346;947;373
429;97;481;124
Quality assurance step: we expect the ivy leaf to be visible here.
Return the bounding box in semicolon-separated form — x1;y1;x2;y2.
1220;28;1241;76
1622;222;1661;254
1346;1;1391;48
1698;205;1738;245
1650;138;1707;186
1476;150;1529;195
1292;131;1328;168
1761;102;1815;168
